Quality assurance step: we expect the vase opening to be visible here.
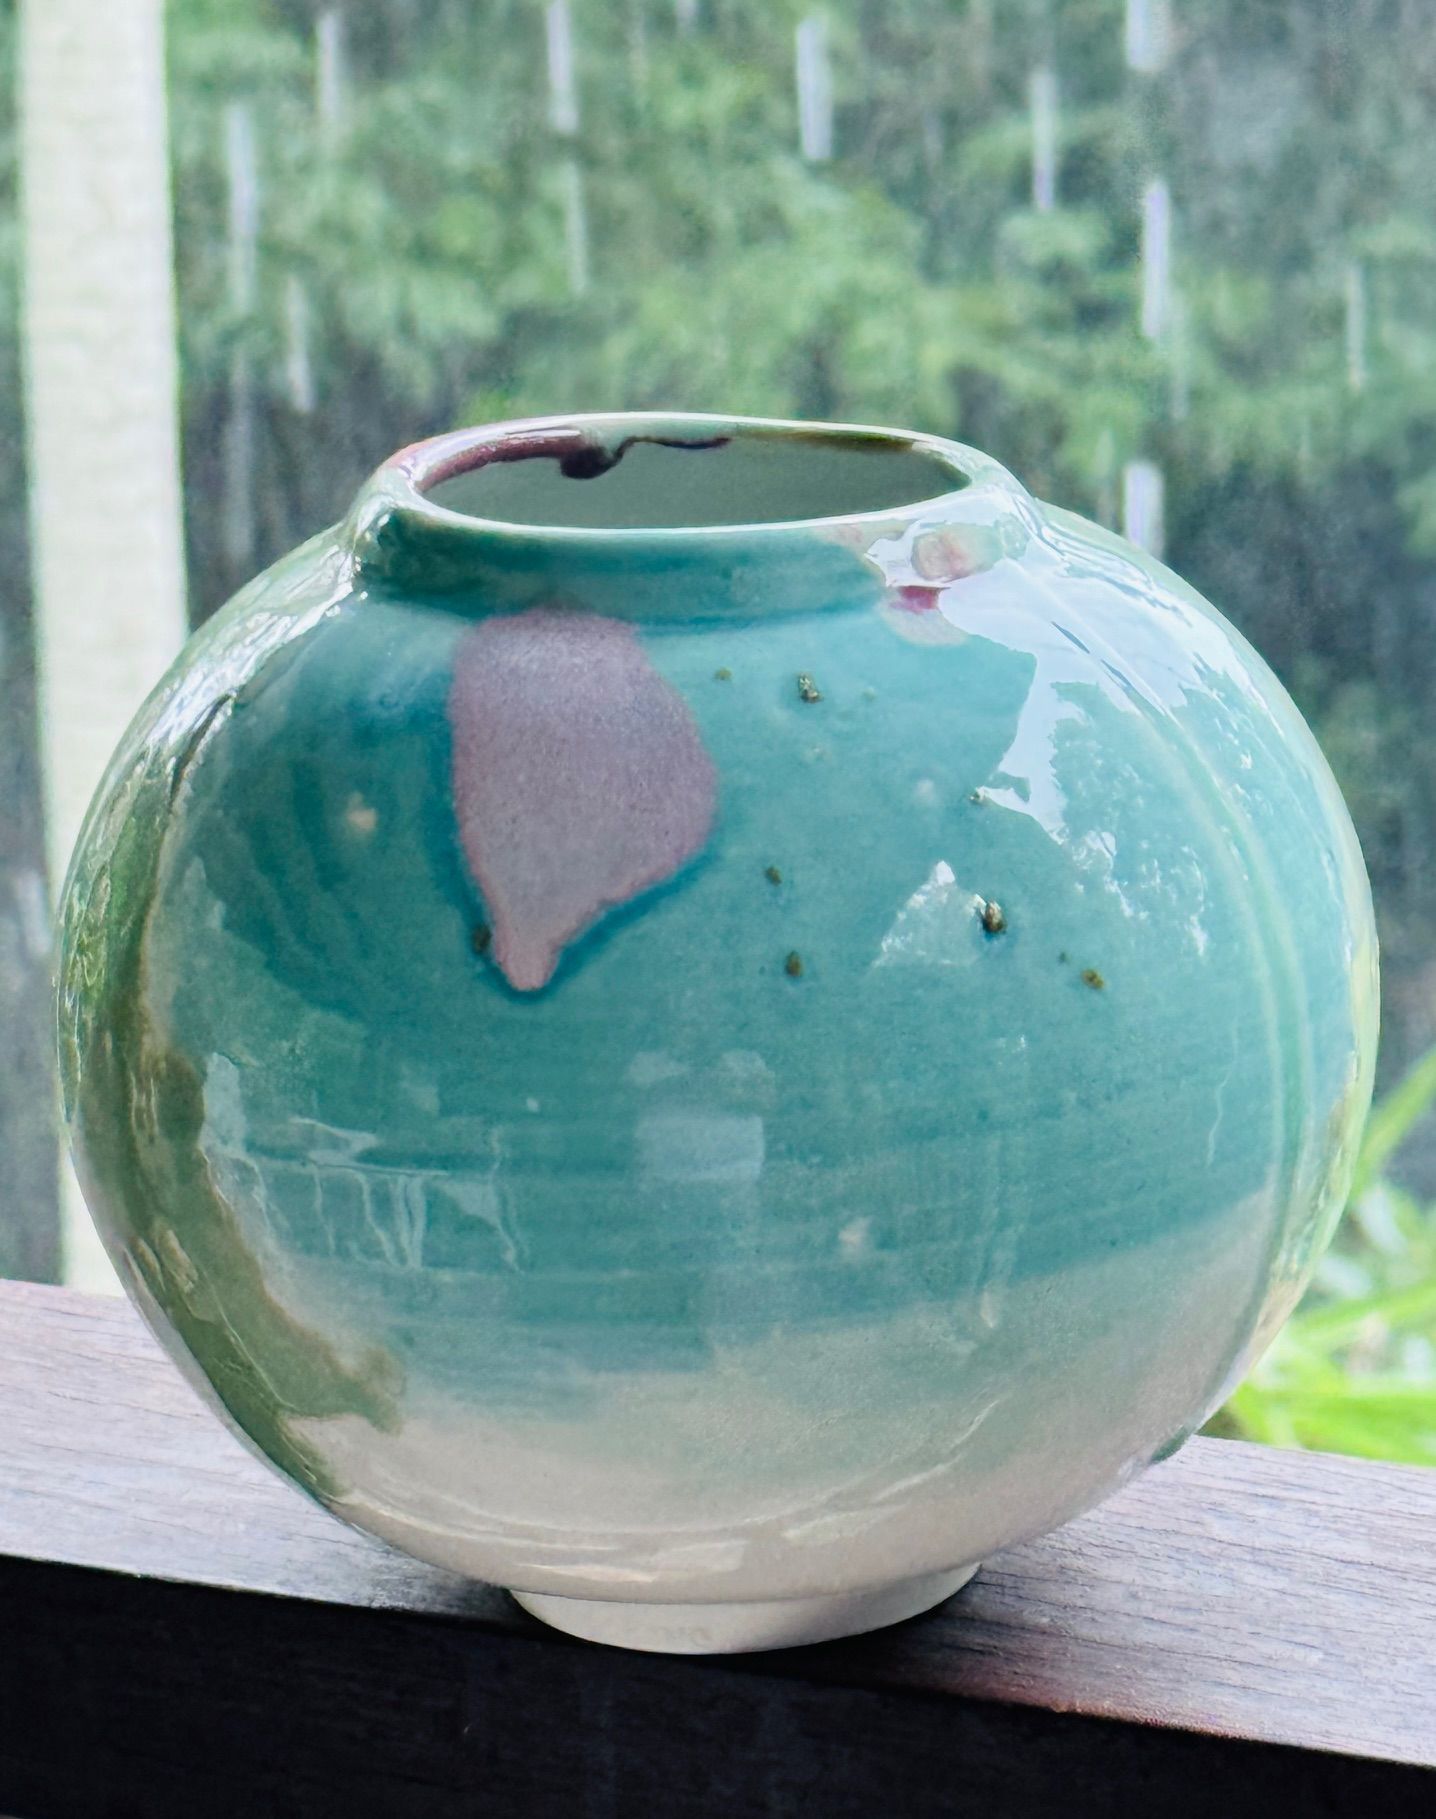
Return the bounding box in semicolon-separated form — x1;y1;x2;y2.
420;417;969;533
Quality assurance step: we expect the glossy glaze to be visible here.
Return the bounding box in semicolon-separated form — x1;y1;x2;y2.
57;414;1377;1639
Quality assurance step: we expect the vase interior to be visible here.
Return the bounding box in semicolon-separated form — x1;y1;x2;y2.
427;425;964;531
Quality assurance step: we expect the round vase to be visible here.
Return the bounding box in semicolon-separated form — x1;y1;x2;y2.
57;413;1377;1654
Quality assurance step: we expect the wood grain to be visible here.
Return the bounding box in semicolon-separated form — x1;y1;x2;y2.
1;1279;1433;1816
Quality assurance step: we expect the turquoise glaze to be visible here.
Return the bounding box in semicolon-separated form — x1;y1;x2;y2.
58;413;1377;1652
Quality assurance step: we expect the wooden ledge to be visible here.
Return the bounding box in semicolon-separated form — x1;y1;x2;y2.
1;1279;1433;1816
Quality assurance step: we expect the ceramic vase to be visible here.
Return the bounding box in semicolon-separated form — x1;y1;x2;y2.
57;413;1377;1653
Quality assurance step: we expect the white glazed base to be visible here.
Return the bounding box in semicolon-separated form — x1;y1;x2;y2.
510;1563;979;1654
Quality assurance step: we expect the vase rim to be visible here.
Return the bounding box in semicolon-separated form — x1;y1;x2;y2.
384;411;1020;534
345;413;1035;603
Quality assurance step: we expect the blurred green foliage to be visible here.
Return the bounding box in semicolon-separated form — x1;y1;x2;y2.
1213;1045;1436;1462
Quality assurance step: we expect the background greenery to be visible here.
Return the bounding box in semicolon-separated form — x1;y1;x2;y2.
4;0;1435;1459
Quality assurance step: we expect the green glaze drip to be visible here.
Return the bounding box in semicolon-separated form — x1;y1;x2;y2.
58;545;403;1500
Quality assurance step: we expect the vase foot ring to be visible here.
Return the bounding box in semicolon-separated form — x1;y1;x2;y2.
510;1563;979;1654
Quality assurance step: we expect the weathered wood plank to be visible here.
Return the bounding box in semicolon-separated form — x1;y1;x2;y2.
1;1280;1433;1816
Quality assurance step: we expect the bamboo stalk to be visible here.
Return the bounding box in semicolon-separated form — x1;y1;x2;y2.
18;0;187;1291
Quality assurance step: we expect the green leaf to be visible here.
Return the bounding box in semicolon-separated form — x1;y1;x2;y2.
1350;1045;1436;1200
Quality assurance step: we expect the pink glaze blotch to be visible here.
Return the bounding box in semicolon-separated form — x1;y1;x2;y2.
449;607;716;991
